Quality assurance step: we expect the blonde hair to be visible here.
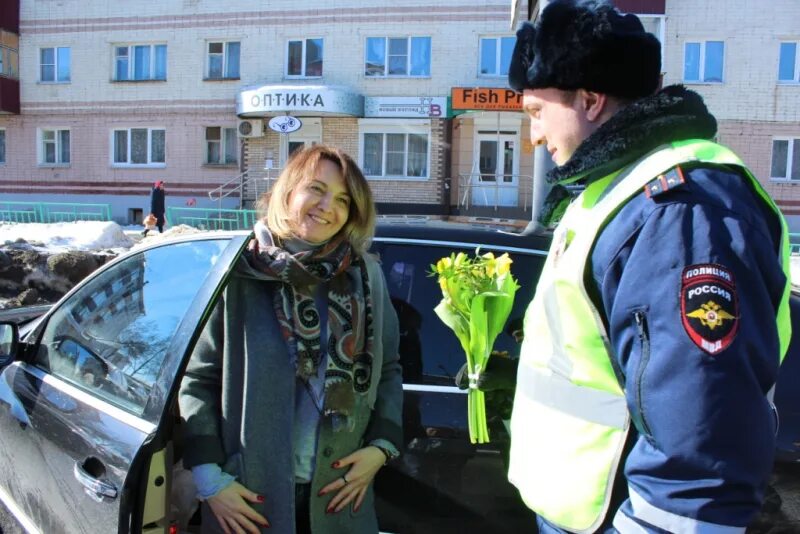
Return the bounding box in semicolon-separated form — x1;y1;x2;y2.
257;145;376;254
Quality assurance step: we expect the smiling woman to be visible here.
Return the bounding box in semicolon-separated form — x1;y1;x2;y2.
179;144;401;534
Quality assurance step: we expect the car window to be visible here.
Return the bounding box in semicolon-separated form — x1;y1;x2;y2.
373;241;543;385
35;239;229;414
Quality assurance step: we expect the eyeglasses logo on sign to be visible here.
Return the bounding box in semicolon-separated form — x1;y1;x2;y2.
268;116;303;134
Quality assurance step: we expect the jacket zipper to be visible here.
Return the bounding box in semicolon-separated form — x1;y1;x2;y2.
633;310;653;437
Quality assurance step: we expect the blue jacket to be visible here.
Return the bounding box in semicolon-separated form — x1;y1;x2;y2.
537;86;787;532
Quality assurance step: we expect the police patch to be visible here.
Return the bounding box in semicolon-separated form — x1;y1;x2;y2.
680;264;738;355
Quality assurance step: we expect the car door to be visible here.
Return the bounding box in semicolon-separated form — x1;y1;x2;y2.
372;236;544;534
0;235;247;534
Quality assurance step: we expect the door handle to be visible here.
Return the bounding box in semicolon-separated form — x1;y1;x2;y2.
74;459;118;502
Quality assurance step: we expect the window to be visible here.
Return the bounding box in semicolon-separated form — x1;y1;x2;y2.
779;42;799;83
286;38;323;77
479;37;515;76
0;129;5;164
0;44;19;79
365;37;431;77
771;138;800;181
361;128;429;178
207;41;240;79
39;129;70;165
684;40;724;83
40;47;70;82
113;128;165;166
114;44;167;81
205;127;237;165
35;239;230;414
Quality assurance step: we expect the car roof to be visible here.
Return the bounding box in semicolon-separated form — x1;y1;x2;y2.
374;215;553;252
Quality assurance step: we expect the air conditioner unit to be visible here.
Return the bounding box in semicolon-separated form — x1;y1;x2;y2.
237;119;264;138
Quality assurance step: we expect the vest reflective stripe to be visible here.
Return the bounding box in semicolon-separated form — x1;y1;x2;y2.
524;371;628;429
509;139;791;533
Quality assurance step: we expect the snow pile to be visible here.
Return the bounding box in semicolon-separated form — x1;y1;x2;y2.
0;221;134;252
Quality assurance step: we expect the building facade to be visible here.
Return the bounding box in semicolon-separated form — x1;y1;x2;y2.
0;0;541;223
1;1;798;227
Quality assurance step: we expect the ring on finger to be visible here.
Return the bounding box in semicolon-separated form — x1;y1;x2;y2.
341;474;349;485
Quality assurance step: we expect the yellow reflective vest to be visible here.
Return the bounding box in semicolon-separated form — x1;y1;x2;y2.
508;139;791;533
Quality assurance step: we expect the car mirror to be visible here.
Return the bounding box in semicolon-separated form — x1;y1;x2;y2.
0;322;19;367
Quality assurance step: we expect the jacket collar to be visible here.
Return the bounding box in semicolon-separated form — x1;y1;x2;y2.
548;85;718;186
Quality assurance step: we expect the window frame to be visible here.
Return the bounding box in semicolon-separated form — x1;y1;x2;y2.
113;43;167;82
205;40;240;80
110;127;167;168
204;126;238;165
478;36;515;77
364;36;431;78
770;137;800;182
683;39;725;84
38;128;71;166
778;41;800;84
39;46;71;83
358;119;431;180
285;38;324;78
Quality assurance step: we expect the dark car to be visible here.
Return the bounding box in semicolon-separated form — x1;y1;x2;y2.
0;218;796;534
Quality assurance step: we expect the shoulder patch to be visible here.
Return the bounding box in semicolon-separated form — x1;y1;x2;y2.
644;165;687;199
680;264;738;355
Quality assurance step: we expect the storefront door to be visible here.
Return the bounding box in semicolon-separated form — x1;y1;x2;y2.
471;133;518;207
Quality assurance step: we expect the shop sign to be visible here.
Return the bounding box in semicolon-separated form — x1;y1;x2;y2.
364;96;447;118
451;87;522;111
268;116;303;134
237;85;363;116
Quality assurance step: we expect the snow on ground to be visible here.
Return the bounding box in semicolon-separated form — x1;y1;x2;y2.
0;221;134;252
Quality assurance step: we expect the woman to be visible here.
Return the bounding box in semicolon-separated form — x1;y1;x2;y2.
179;145;402;534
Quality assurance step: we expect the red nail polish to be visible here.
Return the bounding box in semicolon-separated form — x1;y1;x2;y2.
326;507;333;514
331;461;340;468
257;495;265;502
317;490;325;497
354;505;360;513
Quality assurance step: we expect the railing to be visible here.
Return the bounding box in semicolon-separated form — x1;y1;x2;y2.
457;174;533;211
0;201;111;223
166;206;258;231
207;168;283;210
207;170;248;211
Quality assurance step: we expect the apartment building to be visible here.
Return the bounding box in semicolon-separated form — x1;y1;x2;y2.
0;0;541;222
2;1;797;227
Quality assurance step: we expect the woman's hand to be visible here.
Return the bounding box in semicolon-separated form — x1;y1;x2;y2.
319;446;386;514
206;481;269;534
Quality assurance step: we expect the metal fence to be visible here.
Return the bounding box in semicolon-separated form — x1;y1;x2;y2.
166;206;258;231
0;201;111;223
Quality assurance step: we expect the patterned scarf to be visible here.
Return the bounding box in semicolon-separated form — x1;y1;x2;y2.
244;223;375;427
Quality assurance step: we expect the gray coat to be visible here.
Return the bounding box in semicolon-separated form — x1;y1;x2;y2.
178;253;402;534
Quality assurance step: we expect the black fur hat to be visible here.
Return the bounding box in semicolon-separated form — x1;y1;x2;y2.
509;0;661;99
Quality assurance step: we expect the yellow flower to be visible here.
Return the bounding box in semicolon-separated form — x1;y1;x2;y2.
436;256;452;273
495;253;513;277
454;252;468;267
439;277;448;293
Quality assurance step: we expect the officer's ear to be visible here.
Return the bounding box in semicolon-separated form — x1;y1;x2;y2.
577;89;609;123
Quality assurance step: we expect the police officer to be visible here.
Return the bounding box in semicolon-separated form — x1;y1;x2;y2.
503;1;792;532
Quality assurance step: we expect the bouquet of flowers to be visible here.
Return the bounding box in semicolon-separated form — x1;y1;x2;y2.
431;251;519;443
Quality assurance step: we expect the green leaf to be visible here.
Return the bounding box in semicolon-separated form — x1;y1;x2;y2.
434;301;471;358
